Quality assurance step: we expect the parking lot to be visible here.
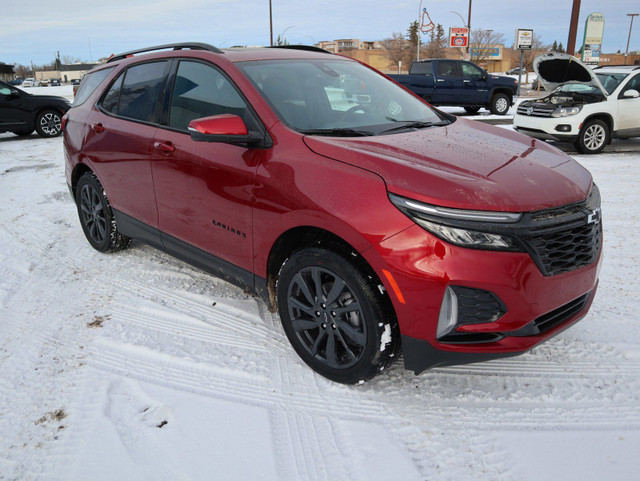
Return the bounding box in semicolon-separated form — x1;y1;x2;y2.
1;83;639;480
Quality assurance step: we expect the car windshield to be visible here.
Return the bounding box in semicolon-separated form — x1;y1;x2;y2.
557;83;602;95
236;58;447;136
595;73;629;95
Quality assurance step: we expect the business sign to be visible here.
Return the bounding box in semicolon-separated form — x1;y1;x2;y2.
470;46;502;60
515;29;533;50
449;27;469;48
582;12;605;66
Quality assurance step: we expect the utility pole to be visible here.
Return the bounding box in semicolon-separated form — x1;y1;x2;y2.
417;0;423;61
467;0;472;60
269;0;274;46
567;0;581;55
626;13;639;65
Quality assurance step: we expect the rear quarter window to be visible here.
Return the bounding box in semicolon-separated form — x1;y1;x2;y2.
72;67;115;106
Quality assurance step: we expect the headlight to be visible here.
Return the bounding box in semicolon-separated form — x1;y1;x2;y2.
551;106;582;117
389;193;524;251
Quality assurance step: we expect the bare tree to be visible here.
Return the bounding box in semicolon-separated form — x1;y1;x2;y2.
381;32;410;72
424;24;447;58
470;29;506;64
13;63;31;78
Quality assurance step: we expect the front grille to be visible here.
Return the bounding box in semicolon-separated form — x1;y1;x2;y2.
517;103;555;117
520;185;602;276
528;222;602;276
511;293;590;336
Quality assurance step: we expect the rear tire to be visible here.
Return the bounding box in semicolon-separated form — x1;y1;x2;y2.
276;247;400;384
35;109;63;137
464;106;480;114
75;172;131;253
489;93;510;115
574;119;609;154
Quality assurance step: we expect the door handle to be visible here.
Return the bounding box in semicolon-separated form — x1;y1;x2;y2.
153;141;175;153
463;80;471;83
437;79;445;82
90;123;104;133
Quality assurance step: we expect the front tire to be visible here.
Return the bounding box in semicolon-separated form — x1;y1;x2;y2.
276;248;400;384
75;172;131;253
574;119;609;154
489;93;510;115
35;109;63;137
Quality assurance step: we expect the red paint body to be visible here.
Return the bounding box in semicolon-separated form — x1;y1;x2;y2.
64;47;601;368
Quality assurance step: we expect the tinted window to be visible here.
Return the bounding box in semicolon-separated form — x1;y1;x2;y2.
461;62;483;79
622;73;640;94
410;62;432;75
0;84;11;95
73;67;114;106
118;61;167;123
437;61;460;77
100;74;123;114
169;61;247;131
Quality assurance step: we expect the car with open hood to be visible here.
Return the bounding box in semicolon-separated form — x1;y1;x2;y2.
64;44;602;384
514;52;640;154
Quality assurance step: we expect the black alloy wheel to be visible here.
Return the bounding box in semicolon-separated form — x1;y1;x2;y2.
75;172;131;253
277;247;400;384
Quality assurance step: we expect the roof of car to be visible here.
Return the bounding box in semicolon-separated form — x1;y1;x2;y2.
593;65;640;74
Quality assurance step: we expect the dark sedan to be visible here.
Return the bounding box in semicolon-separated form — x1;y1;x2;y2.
0;81;70;137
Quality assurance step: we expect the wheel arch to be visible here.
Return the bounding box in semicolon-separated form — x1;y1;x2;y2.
263;225;388;313
489;87;514;105
70;162;94;198
581;112;614;140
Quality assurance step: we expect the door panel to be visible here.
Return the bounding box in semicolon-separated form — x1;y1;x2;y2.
617;74;640;132
0;84;30;127
460;62;489;105
151;59;262;272
433;61;464;104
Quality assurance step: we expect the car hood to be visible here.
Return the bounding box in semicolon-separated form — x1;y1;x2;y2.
533;52;607;96
303;118;592;212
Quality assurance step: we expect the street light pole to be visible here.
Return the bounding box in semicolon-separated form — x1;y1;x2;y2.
467;0;472;61
417;0;423;61
280;25;295;45
625;13;639;65
269;0;273;46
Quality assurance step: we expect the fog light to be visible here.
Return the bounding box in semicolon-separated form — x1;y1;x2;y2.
555;124;571;132
437;287;458;338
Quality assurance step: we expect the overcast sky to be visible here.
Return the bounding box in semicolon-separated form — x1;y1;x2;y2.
2;0;639;66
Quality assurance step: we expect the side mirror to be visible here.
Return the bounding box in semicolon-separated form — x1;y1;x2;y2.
188;114;264;146
482;70;488;80
623;89;640;99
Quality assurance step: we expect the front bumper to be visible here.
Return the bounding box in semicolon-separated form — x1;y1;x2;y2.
513;113;581;142
370;224;601;374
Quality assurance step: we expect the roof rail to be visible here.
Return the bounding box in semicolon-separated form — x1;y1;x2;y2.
267;45;333;54
107;42;223;63
593;64;640;69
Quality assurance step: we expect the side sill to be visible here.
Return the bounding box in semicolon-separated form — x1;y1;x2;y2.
113;209;267;296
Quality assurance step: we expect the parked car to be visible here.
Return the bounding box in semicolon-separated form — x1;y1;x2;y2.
506;67;526;75
21;78;39;87
389;59;517;115
0;81;70;137
531;77;546;91
514;53;640;154
71;78;81;85
64;43;602;383
8;79;23;85
50;79;61;86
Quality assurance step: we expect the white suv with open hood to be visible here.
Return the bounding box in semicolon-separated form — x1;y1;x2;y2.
514;53;640;154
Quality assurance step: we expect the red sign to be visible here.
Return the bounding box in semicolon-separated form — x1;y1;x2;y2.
449;27;469;48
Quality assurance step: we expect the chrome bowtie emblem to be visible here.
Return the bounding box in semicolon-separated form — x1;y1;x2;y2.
526;106;534;116
587;208;601;225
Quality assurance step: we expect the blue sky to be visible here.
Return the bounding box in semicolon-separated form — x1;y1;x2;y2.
2;0;639;66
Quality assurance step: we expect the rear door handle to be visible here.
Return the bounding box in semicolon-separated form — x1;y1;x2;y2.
153;141;175;153
90;123;104;133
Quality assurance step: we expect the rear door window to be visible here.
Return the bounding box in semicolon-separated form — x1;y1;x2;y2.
99;74;124;114
410;62;432;75
73;67;114;106
437;61;460;77
118;61;168;123
168;60;248;131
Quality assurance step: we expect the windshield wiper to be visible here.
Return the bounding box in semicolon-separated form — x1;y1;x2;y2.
300;128;374;137
379;120;449;135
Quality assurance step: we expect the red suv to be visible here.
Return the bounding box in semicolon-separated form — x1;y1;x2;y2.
64;43;602;384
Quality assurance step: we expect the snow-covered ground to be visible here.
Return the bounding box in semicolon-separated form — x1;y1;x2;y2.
1;122;639;481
